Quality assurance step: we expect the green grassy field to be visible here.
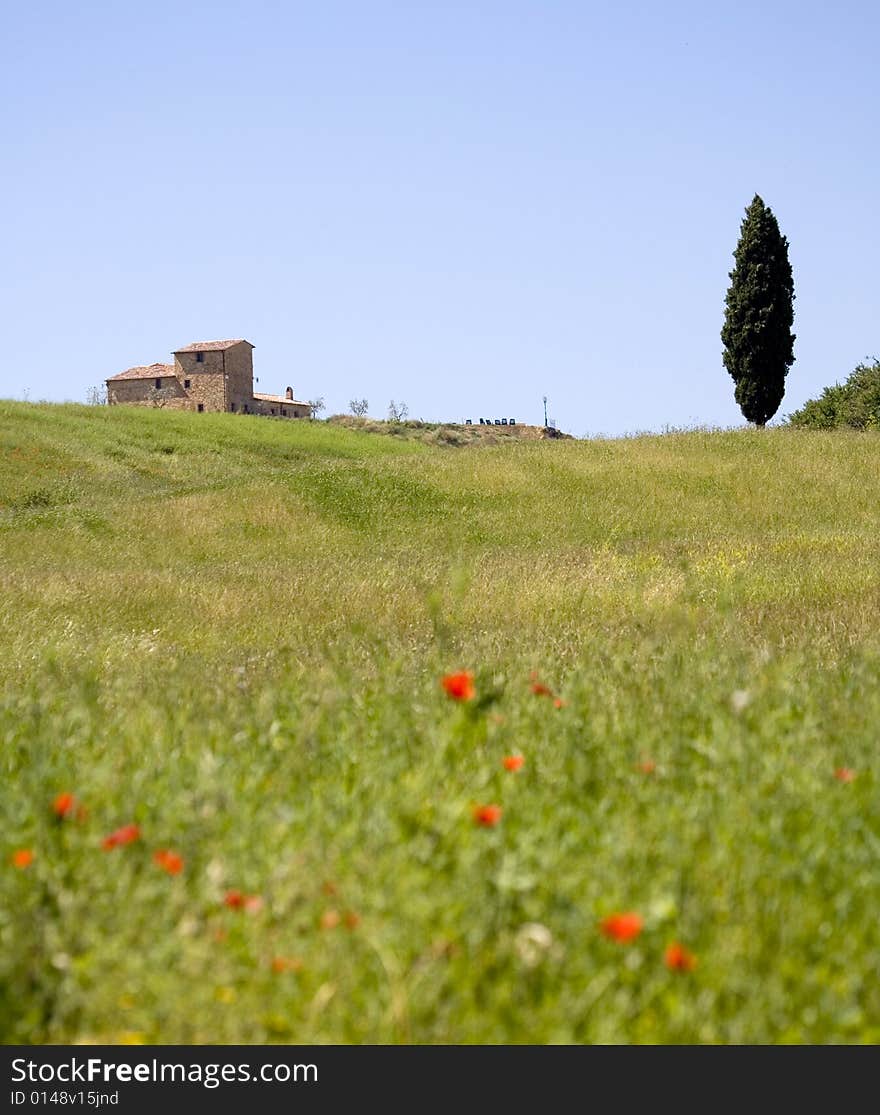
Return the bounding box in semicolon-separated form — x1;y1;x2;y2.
2;400;879;1043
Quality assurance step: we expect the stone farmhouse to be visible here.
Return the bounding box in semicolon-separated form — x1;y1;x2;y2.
106;339;313;418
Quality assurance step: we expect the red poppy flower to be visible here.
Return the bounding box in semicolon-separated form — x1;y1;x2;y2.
224;890;262;912
472;803;503;827
664;942;698;972
834;767;856;783
636;758;657;775
553;697;566;709
12;848;34;869
271;956;303;973
600;911;643;942
101;824;141;850
153;849;184;875
53;792;76;818
531;682;554;697
503;755;525;772
344;910;361;929
442;672;476;701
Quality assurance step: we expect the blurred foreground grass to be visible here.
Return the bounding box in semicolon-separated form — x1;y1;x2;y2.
1;401;879;1042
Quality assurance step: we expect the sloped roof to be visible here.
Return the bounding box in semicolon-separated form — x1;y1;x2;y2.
107;363;175;382
253;392;312;407
173;339;253;353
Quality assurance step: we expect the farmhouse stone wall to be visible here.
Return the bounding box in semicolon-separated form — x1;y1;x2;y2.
107;376;193;410
257;400;307;418
173;350;227;411
223;343;255;413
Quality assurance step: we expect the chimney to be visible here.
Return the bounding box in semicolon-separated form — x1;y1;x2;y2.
285;386;293;400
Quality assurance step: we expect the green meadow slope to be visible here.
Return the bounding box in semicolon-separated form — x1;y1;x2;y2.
2;401;880;1043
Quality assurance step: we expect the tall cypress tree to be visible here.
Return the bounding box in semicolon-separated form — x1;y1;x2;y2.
721;195;795;426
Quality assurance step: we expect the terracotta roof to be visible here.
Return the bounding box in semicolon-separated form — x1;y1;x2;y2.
253;392;312;407
173;339;253;353
107;363;175;382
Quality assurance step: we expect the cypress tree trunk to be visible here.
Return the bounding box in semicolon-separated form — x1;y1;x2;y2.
721;196;795;427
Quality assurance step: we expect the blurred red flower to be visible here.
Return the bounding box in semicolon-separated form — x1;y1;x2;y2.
442;672;476;701
834;767;856;783
472;803;503;827
343;910;361;929
224;890;262;912
153;849;184;875
636;758;657;775
101;824;141;850
664;942;698;972
503;755;525;772
271;956;303;974
53;792;76;818
320;909;341;929
600;911;643;942
553;697;566;709
531;682;554;697
12;848;34;869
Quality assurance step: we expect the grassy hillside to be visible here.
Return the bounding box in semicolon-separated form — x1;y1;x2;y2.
2;401;880;1043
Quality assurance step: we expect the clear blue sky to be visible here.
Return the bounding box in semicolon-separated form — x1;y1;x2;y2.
2;0;877;435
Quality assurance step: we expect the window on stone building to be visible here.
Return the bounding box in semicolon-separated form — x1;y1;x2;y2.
184;379;191;389
196;352;204;363
197;403;204;412
155;377;162;389
230;403;236;412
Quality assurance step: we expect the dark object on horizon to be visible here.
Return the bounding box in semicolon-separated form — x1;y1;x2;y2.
721;195;795;427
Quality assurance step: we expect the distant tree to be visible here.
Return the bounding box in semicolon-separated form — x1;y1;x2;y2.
387;400;409;422
86;385;107;405
721;195;795;427
786;359;880;429
349;398;369;417
308;396;326;419
149;385;181;408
